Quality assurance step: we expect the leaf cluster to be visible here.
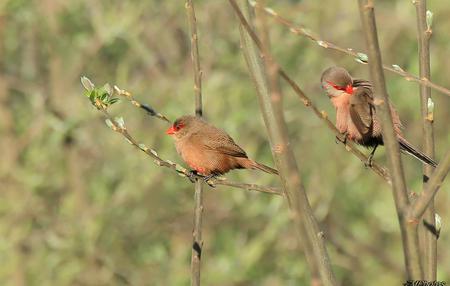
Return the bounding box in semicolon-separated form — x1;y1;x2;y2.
81;76;120;109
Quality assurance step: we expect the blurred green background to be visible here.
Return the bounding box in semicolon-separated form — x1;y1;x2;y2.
1;0;449;285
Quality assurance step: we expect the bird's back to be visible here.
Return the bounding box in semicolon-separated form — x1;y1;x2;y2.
349;80;403;146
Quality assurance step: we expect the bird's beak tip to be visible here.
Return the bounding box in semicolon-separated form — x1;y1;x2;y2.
166;126;176;135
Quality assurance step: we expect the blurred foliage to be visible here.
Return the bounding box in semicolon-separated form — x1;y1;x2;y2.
0;0;449;285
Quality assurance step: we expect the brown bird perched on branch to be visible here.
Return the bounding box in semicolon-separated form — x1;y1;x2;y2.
320;66;437;167
166;115;278;181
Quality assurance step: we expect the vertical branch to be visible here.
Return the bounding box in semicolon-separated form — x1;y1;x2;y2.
232;1;337;285
357;0;423;279
187;0;203;117
413;0;436;279
185;1;204;285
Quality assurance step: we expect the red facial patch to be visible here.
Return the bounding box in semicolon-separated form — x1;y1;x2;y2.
166;122;185;135
166;126;176;135
326;81;353;94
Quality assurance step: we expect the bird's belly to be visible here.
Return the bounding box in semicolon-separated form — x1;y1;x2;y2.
346;119;363;141
180;148;210;174
347;118;383;147
178;147;234;175
336;106;350;134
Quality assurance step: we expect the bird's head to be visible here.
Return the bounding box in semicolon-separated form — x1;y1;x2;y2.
320;66;354;98
166;115;199;140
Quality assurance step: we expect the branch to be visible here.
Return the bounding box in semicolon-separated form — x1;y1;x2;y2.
86;82;283;197
114;85;171;123
185;0;204;285
80;78;282;197
408;149;450;222
255;4;322;284
186;0;203;118
103;107;282;195
358;0;422;279
229;0;391;185
413;0;436;280
248;0;450;98
233;1;337;285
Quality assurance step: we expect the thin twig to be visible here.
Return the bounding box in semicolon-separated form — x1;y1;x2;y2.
186;1;204;285
114;85;171;123
413;0;437;279
358;0;422;279
408;149;450;222
234;1;337;285
248;0;450;98
229;0;391;185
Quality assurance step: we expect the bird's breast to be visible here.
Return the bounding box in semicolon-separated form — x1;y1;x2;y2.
175;139;226;175
333;99;350;134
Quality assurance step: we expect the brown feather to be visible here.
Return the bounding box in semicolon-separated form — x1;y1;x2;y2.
189;129;248;158
349;87;374;136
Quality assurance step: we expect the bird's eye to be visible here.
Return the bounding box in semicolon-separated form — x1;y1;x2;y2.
175;123;184;131
327;81;350;92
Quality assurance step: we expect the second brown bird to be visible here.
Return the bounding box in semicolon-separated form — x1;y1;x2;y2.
166;115;278;177
320;66;437;167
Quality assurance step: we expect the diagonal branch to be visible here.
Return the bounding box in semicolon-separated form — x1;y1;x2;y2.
81;79;282;196
101;108;282;195
249;0;450;98
229;0;391;185
185;1;204;285
114;85;171;123
408;149;450;223
255;4;322;284
358;0;422;279
233;1;337;285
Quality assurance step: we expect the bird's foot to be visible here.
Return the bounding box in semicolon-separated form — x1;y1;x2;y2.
364;145;378;168
187;169;217;188
364;155;374;168
335;132;348;144
187;170;199;183
202;174;217;188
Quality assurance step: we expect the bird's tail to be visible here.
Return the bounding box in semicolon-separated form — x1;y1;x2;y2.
398;137;437;168
248;160;279;175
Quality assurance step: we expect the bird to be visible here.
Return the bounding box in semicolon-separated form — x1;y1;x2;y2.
166;115;278;181
320;66;437;167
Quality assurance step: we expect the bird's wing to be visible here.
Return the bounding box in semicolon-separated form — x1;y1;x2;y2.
189;126;248;158
353;79;404;131
352;78;372;89
349;87;375;136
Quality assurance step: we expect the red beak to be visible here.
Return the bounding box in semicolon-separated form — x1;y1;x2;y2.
166;126;176;135
346;84;354;94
